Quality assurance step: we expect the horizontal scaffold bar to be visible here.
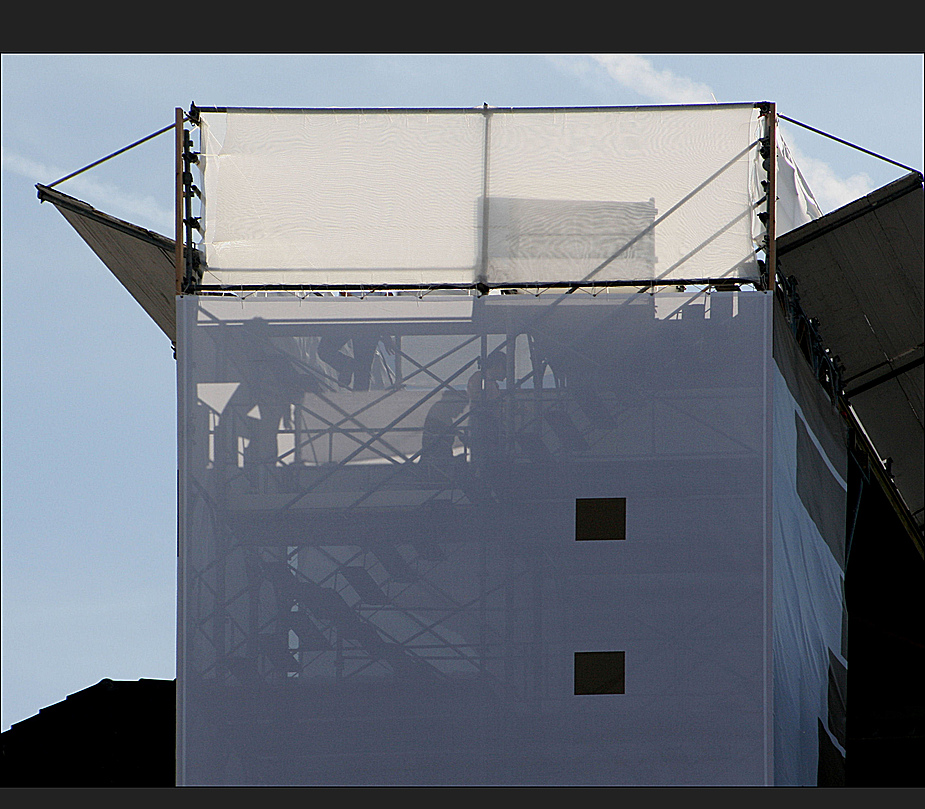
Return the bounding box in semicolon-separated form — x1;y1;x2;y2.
191;278;760;294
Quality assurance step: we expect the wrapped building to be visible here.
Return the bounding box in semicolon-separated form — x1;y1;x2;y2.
38;103;924;786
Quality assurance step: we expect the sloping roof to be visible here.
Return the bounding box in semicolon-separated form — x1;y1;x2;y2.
36;184;177;342
777;171;924;532
1;678;176;786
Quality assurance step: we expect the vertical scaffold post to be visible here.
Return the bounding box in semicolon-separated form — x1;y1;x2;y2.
766;102;778;293
478;103;492;291
183;127;196;290
175;107;184;296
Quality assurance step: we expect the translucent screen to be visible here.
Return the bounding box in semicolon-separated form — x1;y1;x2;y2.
177;290;773;785
196;106;764;286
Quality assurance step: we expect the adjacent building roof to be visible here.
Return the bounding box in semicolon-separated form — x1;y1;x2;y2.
36;184;177;342
777;171;924;533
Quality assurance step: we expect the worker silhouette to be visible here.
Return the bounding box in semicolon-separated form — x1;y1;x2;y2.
420;389;469;473
220;317;324;470
317;328;381;391
467;350;506;464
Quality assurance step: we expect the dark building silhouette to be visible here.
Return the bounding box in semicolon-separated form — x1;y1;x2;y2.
1;678;175;787
844;468;925;787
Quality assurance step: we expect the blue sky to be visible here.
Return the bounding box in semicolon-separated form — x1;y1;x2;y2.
2;53;922;731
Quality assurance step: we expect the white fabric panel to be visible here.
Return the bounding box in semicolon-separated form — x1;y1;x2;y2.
198;110;486;286
177;290;774;785
485;106;761;284
196;106;764;287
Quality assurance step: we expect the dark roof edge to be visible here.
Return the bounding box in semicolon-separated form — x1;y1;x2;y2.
777;171;924;257
35;184;175;251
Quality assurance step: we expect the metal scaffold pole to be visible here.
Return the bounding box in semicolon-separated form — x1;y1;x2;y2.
767;102;778;293
175;108;184;296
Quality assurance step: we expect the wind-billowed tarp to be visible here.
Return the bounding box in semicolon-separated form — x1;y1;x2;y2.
177;289;774;785
196;105;767;287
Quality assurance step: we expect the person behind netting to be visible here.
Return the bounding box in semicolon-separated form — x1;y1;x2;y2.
317;326;382;391
467;350;506;463
222;317;324;470
316;291;399;391
419;388;468;474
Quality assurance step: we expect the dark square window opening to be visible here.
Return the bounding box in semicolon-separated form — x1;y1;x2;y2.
575;497;626;541
574;651;625;695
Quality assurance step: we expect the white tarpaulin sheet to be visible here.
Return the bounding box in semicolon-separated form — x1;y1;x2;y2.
177;289;775;785
195;105;768;287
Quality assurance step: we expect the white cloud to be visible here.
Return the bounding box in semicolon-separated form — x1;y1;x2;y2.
2;147;173;235
589;54;716;104
552;56;875;215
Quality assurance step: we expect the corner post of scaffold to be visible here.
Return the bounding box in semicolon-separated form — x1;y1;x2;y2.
767;102;777;293
174;107;184;296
